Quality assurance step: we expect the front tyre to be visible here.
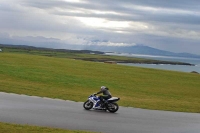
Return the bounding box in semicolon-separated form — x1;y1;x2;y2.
106;103;119;113
83;100;93;110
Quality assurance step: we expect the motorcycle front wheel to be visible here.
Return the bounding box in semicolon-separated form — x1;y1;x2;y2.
106;103;119;113
83;100;93;110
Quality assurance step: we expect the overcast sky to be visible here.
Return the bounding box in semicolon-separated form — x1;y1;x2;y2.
0;0;200;54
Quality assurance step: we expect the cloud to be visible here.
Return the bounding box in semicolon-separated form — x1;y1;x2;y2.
0;0;200;54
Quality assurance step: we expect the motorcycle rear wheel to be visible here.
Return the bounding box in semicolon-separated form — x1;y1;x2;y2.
83;100;93;110
106;103;119;113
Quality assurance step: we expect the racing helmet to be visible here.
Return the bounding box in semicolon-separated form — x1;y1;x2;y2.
101;86;109;90
100;86;106;90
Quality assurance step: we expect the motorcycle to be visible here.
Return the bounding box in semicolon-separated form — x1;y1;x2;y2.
83;94;120;113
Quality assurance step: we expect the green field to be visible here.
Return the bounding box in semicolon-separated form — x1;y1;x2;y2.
0;52;200;113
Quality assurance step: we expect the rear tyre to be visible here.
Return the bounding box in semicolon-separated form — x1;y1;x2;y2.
83;100;93;110
106;103;119;113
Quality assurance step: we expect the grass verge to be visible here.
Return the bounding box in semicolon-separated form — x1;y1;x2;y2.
0;122;95;133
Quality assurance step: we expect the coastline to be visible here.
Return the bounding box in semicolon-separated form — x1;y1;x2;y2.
74;57;194;66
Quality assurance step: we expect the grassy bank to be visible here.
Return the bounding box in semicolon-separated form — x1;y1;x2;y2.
0;122;95;133
0;53;200;113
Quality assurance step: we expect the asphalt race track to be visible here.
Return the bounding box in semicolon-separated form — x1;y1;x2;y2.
0;92;200;133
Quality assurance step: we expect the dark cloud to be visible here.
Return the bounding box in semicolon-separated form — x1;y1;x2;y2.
0;0;200;54
23;0;200;23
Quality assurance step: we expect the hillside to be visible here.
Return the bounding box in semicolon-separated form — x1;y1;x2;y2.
0;53;200;112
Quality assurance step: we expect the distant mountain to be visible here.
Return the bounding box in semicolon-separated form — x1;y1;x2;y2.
82;45;200;59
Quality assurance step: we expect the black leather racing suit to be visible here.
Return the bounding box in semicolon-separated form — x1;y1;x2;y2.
96;88;112;105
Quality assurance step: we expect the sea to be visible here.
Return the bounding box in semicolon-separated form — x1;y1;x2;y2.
105;53;200;73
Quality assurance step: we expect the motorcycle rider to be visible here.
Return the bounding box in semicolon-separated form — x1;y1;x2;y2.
94;86;112;109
